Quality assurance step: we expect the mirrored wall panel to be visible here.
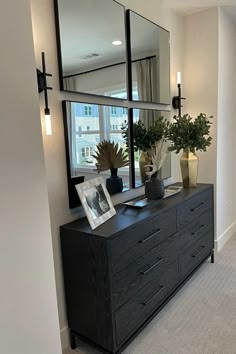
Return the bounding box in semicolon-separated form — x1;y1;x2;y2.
130;108;171;188
55;0;127;99
129;10;170;104
63;101;130;208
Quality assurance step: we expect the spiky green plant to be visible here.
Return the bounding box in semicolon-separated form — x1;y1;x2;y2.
92;140;129;172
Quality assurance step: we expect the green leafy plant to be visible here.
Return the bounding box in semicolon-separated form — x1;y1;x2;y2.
92;140;129;172
168;113;212;154
121;117;169;152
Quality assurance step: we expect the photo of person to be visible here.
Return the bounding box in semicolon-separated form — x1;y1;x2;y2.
75;177;116;230
84;184;111;219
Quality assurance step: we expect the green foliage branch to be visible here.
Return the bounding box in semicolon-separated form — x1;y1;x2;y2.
121;117;169;152
167;113;212;154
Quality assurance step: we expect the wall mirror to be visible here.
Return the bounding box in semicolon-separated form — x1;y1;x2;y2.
63;101;130;208
128;10;170;105
129;108;171;188
55;0;127;99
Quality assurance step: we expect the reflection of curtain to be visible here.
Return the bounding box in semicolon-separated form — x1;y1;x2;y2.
64;77;76;91
66;103;77;176
136;58;159;129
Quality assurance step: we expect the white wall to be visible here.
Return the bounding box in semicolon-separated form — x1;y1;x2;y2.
69;63;127;96
0;1;61;353
30;0;184;349
217;8;236;248
183;8;218;187
183;8;219;246
183;7;236;248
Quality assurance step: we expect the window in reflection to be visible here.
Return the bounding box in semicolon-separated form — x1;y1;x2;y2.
70;103;129;170
65;101;130;191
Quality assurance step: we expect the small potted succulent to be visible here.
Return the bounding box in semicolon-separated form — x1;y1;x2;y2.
167;113;212;188
92;140;129;195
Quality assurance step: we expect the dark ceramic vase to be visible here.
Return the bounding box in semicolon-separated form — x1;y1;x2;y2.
145;171;164;200
106;168;123;195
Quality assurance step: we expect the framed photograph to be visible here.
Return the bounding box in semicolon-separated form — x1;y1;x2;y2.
75;177;116;230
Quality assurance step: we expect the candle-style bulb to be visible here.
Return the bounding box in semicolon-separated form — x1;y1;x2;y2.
44;108;52;136
177;72;181;85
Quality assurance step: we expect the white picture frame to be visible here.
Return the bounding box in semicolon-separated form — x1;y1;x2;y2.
75;177;116;230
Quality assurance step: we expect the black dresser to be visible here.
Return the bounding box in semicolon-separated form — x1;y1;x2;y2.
60;183;214;353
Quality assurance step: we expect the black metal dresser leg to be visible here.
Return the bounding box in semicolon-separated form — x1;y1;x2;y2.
70;330;77;350
211;252;214;264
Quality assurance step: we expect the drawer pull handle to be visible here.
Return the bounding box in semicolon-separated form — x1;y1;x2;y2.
140;258;164;275
191;202;204;212
192;225;205;236
139;229;161;243
142;285;164;306
192;245;205;258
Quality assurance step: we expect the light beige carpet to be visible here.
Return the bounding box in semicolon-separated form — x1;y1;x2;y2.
64;236;236;354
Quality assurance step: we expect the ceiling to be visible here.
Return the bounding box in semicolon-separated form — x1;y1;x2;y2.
166;0;236;16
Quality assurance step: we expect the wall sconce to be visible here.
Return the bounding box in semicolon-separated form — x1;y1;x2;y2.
172;72;185;116
37;52;53;135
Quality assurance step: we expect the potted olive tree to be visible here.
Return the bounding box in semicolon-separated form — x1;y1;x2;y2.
168;113;212;188
92;140;129;195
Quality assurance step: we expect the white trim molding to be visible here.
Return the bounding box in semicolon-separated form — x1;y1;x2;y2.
61;326;69;350
215;220;236;251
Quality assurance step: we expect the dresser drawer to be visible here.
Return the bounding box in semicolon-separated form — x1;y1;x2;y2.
177;188;213;230
112;232;178;309
179;232;213;280
110;208;177;273
179;210;213;252
115;261;178;345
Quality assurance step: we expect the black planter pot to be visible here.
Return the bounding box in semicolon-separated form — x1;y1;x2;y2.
145;171;164;200
106;168;123;195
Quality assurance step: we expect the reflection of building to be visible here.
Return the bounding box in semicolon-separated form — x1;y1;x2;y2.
72;102;129;167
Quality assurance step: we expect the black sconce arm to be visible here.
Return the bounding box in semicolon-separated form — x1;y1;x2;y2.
172;83;186;116
37;52;52;111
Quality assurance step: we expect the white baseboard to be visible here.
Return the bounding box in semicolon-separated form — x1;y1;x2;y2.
215;220;236;251
61;326;69;351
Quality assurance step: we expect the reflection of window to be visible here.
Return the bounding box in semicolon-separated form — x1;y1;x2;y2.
123;107;128;115
82;147;92;157
84;105;92;116
111;107;117;115
71;100;128;168
77;126;82;137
